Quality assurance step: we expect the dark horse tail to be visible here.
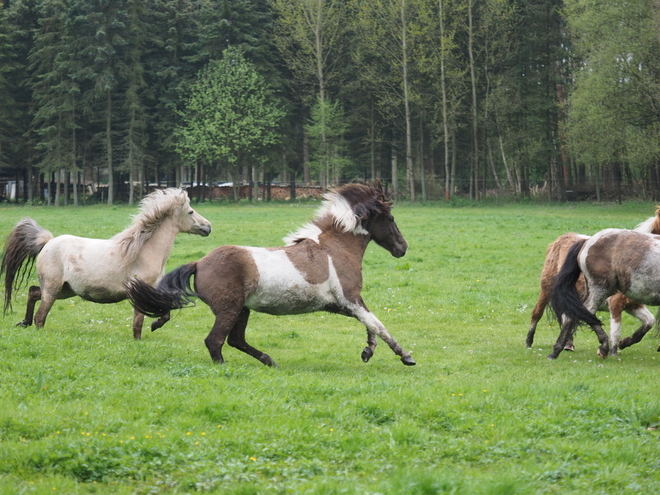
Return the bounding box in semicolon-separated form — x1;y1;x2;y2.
550;238;602;329
125;262;198;318
1;218;53;314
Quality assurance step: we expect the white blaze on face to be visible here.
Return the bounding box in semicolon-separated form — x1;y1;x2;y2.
244;247;343;314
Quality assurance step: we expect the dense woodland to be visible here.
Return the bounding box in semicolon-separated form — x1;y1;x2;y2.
0;0;659;204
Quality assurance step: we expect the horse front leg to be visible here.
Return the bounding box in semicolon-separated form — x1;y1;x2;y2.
16;285;41;327
361;329;378;363
132;309;145;340
352;303;415;366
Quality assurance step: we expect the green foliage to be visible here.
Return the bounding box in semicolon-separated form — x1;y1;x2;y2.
307;97;351;182
564;0;660;176
2;201;660;493
176;47;285;173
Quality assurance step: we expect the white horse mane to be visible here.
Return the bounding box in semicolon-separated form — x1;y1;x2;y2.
114;188;188;264
283;190;364;245
634;213;660;234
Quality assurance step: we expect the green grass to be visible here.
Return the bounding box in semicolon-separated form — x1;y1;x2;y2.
1;199;660;494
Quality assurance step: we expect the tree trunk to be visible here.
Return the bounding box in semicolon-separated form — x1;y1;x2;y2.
468;0;479;200
401;0;415;201
439;0;451;201
106;89;114;205
391;147;398;201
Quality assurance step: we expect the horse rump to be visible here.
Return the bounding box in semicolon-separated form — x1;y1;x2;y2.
125;262;198;318
550;238;602;329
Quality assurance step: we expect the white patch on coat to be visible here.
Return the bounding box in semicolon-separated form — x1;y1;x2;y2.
283;224;323;245
244;247;346;314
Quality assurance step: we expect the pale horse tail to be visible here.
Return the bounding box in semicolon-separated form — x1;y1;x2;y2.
1;218;53;314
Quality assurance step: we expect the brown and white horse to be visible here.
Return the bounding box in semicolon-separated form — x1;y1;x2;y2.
550;227;660;360
527;210;660;353
1;188;211;339
125;181;416;367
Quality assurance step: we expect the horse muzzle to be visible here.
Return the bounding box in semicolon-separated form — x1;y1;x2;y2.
194;225;212;237
391;241;408;258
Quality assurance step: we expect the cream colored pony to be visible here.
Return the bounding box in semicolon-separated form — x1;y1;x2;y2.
1;188;211;339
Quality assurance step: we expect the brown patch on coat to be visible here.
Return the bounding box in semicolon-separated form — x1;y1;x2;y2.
590;230;648;293
283;239;330;285
194;246;260;308
318;227;368;303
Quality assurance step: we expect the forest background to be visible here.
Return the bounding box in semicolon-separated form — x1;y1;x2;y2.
0;0;659;205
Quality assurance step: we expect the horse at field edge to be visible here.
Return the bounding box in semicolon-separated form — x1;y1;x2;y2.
550;226;660;360
526;209;660;354
1;188;211;339
125;181;416;367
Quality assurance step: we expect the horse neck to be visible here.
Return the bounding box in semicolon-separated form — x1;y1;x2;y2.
136;216;180;268
320;227;370;263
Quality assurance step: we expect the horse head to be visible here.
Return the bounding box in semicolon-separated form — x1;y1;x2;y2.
342;181;408;258
172;190;212;237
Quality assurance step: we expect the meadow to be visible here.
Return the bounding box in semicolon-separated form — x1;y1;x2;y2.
1;198;660;494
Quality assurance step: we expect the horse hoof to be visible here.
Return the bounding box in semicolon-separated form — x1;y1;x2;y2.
361;347;374;363
547;354;557;360
15;320;30;328
597;348;608;359
564;344;575;352
401;356;416;366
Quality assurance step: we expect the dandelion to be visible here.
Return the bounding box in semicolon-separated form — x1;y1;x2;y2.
250;456;257;462
186;432;191;436
201;432;206;436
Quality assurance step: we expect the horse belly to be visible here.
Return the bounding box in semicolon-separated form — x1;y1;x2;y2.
40;237;127;303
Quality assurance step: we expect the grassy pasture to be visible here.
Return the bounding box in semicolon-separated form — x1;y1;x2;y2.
1;199;660;494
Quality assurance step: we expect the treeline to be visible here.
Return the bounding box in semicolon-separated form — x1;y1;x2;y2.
0;0;659;204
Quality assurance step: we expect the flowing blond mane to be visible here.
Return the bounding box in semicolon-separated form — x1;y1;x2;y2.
634;206;660;234
114;188;189;265
283;182;390;245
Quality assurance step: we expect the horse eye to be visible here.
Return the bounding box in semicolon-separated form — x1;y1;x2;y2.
188;210;194;215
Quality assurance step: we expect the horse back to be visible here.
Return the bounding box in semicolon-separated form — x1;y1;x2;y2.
586;229;660;305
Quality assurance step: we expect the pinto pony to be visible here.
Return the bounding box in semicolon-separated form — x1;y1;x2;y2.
550;227;660;360
527;209;660;352
125;182;415;367
1;188;211;339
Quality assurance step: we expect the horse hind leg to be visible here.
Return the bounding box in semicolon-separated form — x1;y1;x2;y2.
226;308;278;367
548;315;577;360
619;305;655;352
33;291;57;329
526;291;549;348
17;285;41;327
132;309;145;340
150;311;170;332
